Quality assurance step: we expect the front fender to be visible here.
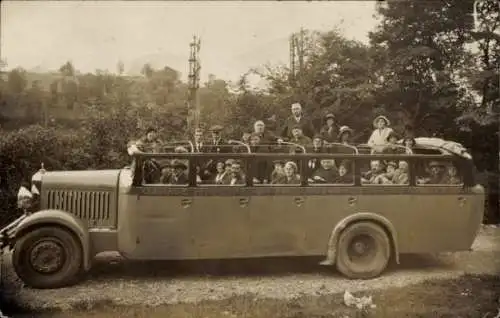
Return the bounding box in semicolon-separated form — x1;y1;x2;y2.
12;209;91;271
321;212;400;266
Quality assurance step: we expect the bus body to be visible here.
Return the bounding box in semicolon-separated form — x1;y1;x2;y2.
0;145;485;289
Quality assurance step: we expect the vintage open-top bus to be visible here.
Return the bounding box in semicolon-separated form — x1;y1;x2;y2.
0;140;485;289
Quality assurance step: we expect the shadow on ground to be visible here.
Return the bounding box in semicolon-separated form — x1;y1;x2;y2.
84;253;455;280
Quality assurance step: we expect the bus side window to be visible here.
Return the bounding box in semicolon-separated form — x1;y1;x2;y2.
360;160;409;185
416;160;463;186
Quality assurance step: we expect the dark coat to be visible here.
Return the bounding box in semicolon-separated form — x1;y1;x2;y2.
319;125;338;143
280;115;315;139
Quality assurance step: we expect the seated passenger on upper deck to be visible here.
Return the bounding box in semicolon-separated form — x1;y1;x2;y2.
319;113;338;143
309;159;337;184
381;132;406;154
272;161;301;185
127;127;164;155
289;125;312;148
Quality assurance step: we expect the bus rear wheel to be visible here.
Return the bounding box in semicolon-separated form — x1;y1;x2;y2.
12;226;83;289
336;222;390;279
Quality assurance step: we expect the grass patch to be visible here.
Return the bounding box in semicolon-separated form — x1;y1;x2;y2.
4;274;500;318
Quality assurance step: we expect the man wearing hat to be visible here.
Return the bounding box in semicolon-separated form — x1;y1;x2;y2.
319;113;338;143
207;125;229;153
279;102;315;141
418;161;448;185
367;115;394;149
270;159;285;183
166;159;189;185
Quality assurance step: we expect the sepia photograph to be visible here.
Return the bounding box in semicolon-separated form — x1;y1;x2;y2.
0;0;499;317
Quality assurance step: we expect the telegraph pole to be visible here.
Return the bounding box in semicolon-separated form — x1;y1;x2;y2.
187;35;201;134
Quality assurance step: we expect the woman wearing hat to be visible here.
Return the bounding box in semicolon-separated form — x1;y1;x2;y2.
319;113;338;143
381;131;406;154
367;115;394;149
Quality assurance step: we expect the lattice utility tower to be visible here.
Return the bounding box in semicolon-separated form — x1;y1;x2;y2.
289;28;306;87
187;35;201;134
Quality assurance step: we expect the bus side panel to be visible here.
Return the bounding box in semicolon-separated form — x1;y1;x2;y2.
357;188;478;253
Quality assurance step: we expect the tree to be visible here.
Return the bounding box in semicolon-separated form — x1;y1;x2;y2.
369;0;475;137
59;61;75;77
7;67;27;94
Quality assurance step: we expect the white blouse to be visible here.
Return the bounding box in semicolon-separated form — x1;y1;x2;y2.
367;127;394;147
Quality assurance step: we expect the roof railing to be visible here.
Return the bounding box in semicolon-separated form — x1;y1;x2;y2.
279;141;307;154
324;142;359;155
228;140;251;153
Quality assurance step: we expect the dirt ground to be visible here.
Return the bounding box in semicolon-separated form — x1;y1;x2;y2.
3;274;499;318
1;225;499;318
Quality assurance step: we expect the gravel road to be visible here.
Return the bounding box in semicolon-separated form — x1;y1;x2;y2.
2;225;499;312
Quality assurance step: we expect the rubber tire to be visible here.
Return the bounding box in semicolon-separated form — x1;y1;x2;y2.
336;221;390;279
12;226;83;289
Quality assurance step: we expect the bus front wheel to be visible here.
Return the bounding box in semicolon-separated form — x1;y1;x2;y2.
12;226;83;289
336;221;390;279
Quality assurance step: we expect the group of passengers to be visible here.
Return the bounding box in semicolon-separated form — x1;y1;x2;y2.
127;102;461;186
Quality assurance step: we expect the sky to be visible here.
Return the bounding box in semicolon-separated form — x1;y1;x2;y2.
1;1;379;85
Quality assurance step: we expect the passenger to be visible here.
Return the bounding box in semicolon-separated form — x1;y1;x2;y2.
362;160;386;184
307;134;326;175
381;161;399;184
273;161;301;185
128;127;164;154
403;137;416;150
213;161;230;185
253;120;277;145
367;115;394;149
332;126;356;154
160;162;172;184
319;113;338;143
270;159;285;183
167;160;189;185
309;159;337;184
227;160;246;186
193;127;206;153
338;126;354;146
417;161;448;185
127;127;164;184
290;125;312;148
279;102;315;141
242;132;251;145
382;132;406;154
334;160;354;184
393;160;409;185
446;164;462;185
207;125;229;153
250;133;269;183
